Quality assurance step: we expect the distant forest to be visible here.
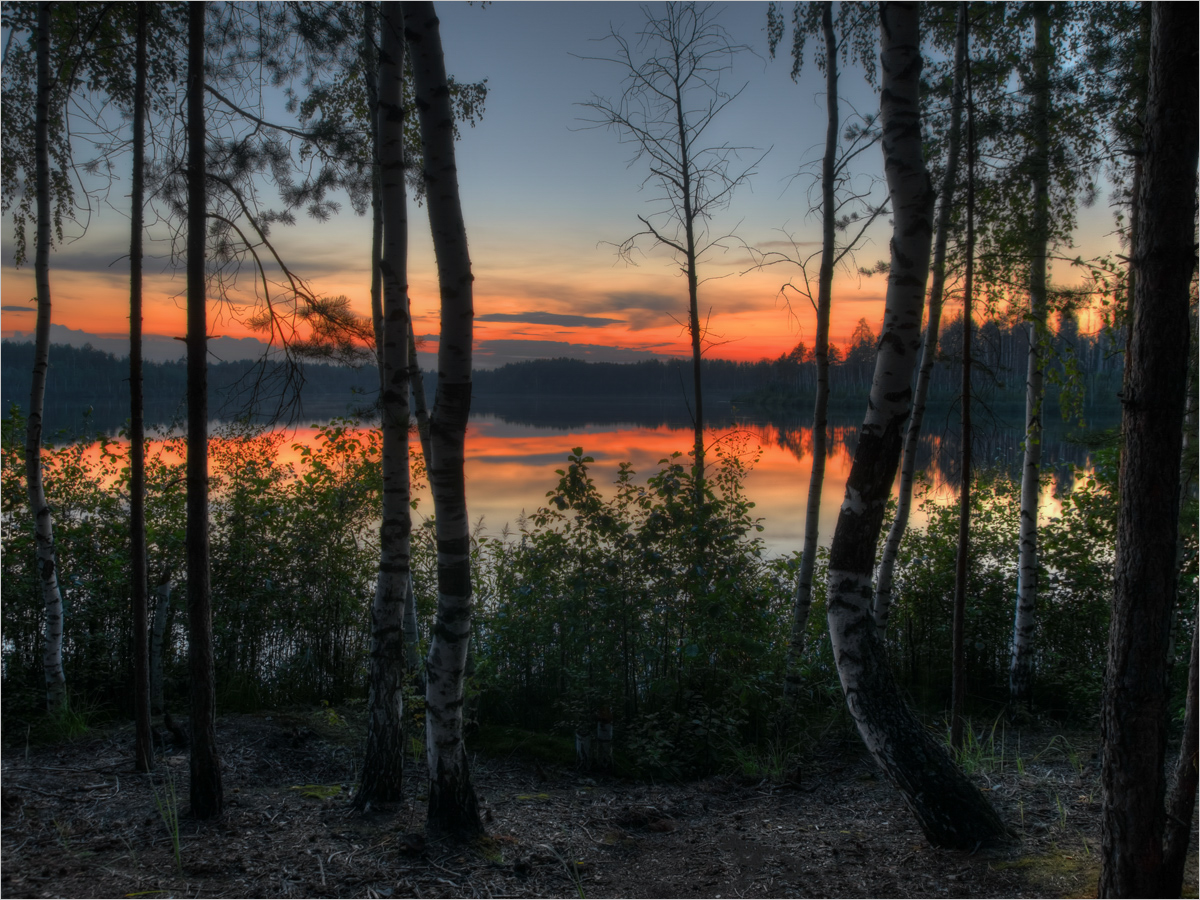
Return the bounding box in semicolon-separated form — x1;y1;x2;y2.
2;314;1123;434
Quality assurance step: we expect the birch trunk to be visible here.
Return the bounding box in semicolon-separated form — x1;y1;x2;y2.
1099;4;1197;894
873;3;967;638
129;4;154;773
404;0;484;840
28;1;67;714
1009;7;1051;705
355;0;410;810
825;3;1006;849
783;1;836;697
185;0;223;820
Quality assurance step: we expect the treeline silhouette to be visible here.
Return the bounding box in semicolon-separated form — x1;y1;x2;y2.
3;313;1123;435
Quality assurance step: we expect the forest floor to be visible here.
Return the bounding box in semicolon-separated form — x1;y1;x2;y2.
1;707;1196;899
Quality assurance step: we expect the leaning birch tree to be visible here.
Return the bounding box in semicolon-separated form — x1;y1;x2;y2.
355;0;411;810
403;0;484;840
824;1;1007;848
873;1;968;636
1099;2;1198;894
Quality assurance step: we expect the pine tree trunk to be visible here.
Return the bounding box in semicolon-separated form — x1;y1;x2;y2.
362;0;385;370
356;0;410;810
28;0;67;715
186;0;223;820
784;1;836;697
1162;606;1199;894
403;0;484;841
129;3;154;773
950;35;975;751
149;570;172;715
825;3;1007;850
1009;7;1051;705
1099;4;1198;895
874;2;967;638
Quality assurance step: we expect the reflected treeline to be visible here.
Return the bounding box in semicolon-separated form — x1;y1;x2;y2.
734;398;1121;490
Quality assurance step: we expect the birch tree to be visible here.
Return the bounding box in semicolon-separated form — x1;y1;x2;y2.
1099;3;1198;894
1008;4;1052;706
355;1;411;810
824;2;1007;848
25;1;68;714
402;0;484;840
873;2;968;637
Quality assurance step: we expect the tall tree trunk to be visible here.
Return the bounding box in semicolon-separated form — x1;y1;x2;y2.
355;0;411;810
129;3;154;774
403;0;484;840
1099;4;1198;895
149;569;172;715
1162;604;1199;893
824;3;1007;850
362;0;384;370
783;1;836;698
28;1;67;715
874;1;968;638
186;0;223;820
1009;6;1051;705
950;29;975;752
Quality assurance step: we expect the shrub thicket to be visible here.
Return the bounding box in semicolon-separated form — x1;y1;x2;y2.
5;413;1190;774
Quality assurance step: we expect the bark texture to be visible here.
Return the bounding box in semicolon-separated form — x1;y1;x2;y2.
1009;7;1051;706
1099;4;1198;895
825;3;1007;850
27;1;67;714
404;0;483;840
873;2;967;638
355;1;410;810
783;1;836;698
186;0;223;820
950;21;974;751
129;4;154;773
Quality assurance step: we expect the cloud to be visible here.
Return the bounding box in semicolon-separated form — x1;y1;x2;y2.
476;311;623;328
577;290;682;331
1;305;35;312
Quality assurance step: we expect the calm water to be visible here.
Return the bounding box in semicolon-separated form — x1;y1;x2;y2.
44;395;1119;556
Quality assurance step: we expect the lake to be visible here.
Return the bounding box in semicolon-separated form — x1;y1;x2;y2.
40;394;1120;555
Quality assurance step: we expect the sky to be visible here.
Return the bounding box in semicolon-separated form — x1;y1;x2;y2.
1;2;1121;368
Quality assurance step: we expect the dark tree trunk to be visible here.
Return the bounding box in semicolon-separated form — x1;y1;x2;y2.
783;0;836;697
356;0;410;811
824;2;1008;850
129;3;154;774
1099;4;1198;896
28;0;67;714
186;0;223;820
950;21;974;751
403;0;484;841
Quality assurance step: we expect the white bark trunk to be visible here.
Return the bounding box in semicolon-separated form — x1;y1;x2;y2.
404;0;483;839
825;3;1006;849
874;3;967;639
27;2;67;714
1009;7;1051;705
356;0;410;809
149;570;172;715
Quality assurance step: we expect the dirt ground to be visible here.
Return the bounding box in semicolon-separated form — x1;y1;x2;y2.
1;709;1196;899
